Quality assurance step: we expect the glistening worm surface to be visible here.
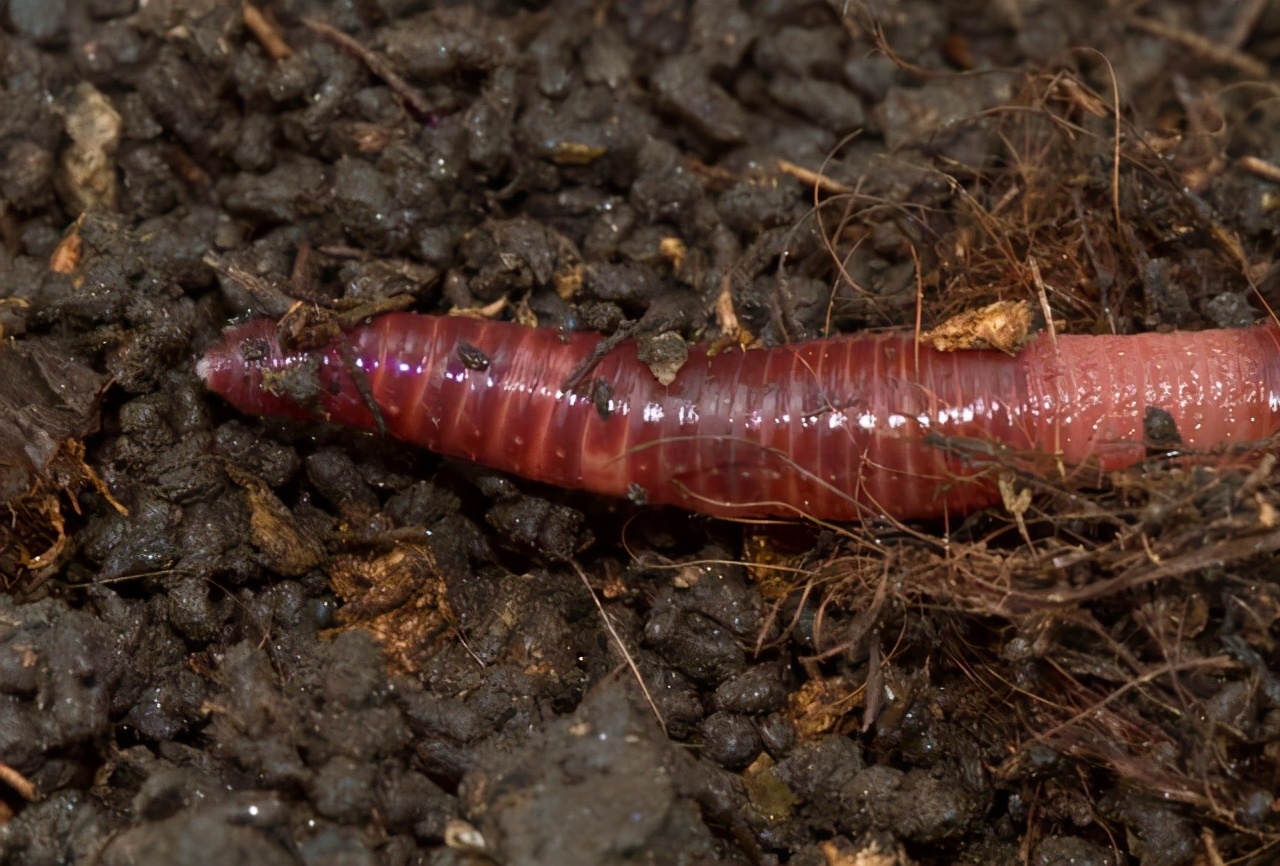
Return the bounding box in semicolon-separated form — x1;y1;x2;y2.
199;313;1280;521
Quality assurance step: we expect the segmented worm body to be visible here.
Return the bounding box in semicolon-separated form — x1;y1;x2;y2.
199;313;1280;521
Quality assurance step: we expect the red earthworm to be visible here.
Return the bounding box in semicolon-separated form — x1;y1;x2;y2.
198;313;1280;521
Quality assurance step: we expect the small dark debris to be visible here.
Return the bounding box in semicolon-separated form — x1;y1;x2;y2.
635;329;689;386
1143;406;1183;450
455;339;490;372
588;377;613;420
486;495;593;559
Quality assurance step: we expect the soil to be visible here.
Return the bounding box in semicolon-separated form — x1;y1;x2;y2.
2;1;1280;865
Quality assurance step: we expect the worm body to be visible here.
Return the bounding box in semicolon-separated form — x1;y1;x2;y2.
199;313;1280;521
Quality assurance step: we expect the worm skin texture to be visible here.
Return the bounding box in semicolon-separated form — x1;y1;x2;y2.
199;313;1280;522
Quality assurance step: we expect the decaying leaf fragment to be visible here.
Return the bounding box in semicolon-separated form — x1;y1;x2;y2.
783;676;861;740
921;299;1033;356
0;338;111;585
225;464;324;576
820;837;911;866
59;82;122;214
328;543;453;674
551;141;607;165
742;754;799;821
49;218;84;274
742;530;808;601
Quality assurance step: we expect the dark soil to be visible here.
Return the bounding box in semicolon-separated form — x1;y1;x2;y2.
3;1;1280;864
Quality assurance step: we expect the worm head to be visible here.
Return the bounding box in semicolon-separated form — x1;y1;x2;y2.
198;318;325;422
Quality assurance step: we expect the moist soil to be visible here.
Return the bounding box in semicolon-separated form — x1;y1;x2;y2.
3;1;1280;865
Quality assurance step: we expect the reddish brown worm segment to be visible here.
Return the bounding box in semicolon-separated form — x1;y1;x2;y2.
199;313;1280;521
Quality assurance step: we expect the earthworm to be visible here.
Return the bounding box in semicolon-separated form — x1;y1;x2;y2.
198;313;1280;521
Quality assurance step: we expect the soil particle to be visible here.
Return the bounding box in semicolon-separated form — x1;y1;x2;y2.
6;0;69;45
697;709;764;769
1101;795;1198;866
380;6;521;80
331;156;411;254
133;48;229;154
688;0;756;68
179;630;458;854
2;140;56;212
877;70;1019;157
652;53;749;145
1141;258;1197;329
888;767;987;844
73;493;174;580
633;660;705;740
717;176;804;235
1033;835;1119;866
755;25;844;80
0;597;125;777
776;738;987;844
713;663;789;715
0;791;113;866
99;797;296;866
212;420;301;487
771;734;863;814
766;75;865;134
643;553;759;685
218;157;330;226
1203;289;1257;329
756;713;795;757
630;137;717;234
460;679;755;866
461;216;584;303
164;575;232;641
305;446;382;526
485;495;593;558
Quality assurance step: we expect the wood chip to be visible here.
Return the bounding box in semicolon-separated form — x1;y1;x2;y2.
303;17;432;118
243;3;292;60
921;299;1033;356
